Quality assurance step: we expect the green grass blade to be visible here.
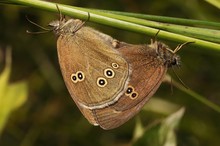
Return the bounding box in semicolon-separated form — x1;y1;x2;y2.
96;10;220;28
1;0;220;53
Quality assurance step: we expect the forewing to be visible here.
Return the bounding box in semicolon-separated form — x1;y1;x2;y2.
57;27;129;109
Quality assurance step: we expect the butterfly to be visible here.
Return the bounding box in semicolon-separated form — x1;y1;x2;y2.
49;14;188;130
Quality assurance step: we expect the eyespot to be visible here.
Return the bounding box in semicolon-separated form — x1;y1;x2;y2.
97;77;107;87
71;74;78;83
112;63;119;69
125;86;134;95
77;71;85;81
104;68;115;78
125;86;138;99
130;92;138;99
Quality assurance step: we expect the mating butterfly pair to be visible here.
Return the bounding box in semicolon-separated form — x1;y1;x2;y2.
48;10;187;130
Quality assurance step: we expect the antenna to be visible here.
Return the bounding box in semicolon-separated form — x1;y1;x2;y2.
26;15;52;34
151;30;160;44
170;41;195;90
73;12;90;33
173;41;195;54
171;67;189;89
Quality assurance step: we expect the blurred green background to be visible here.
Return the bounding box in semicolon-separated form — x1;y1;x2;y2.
0;0;220;146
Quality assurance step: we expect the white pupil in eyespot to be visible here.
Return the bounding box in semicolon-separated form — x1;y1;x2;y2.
99;79;105;85
126;87;133;94
104;68;115;78
106;70;112;76
97;77;107;87
77;72;83;79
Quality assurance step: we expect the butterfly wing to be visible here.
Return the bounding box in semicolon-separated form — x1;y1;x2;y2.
57;26;130;125
92;43;168;129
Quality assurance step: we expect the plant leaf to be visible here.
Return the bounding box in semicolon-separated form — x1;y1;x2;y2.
205;0;220;9
133;108;185;146
0;48;28;135
159;108;185;146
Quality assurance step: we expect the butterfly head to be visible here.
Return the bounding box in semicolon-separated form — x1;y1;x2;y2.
167;53;181;68
150;39;181;68
48;19;83;36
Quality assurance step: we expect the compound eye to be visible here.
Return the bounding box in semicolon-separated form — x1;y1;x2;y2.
171;58;177;65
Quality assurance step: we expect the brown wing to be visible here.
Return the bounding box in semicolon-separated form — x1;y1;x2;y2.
57;27;129;110
92;43;168;129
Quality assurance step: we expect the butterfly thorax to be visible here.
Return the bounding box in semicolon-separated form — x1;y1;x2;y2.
49;19;83;36
149;40;181;68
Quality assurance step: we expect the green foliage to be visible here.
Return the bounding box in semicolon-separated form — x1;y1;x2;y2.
205;0;220;9
4;0;220;52
0;48;28;135
133;108;185;146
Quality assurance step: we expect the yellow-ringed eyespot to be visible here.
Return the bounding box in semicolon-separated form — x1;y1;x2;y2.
76;71;85;82
104;68;115;78
112;63;119;69
130;92;138;99
125;86;134;96
97;77;107;87
71;73;78;83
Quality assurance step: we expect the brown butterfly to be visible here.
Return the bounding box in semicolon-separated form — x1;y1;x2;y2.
49;14;188;130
